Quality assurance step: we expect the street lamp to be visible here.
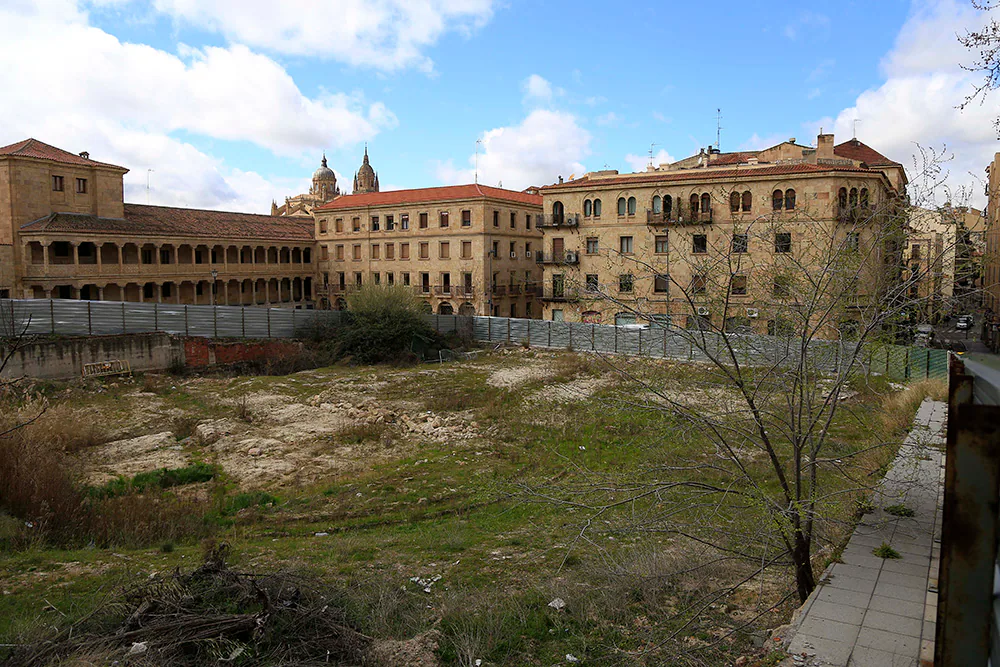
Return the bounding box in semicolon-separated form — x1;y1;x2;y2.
210;268;218;307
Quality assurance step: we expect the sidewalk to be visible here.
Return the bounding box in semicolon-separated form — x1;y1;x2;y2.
783;399;946;667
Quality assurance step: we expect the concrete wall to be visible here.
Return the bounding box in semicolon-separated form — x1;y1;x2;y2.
0;332;183;379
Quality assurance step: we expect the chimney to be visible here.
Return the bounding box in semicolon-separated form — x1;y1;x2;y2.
817;133;834;160
558;175;563;184
79;151;89;160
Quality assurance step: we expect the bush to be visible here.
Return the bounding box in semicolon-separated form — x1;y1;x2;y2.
318;286;439;365
87;462;221;499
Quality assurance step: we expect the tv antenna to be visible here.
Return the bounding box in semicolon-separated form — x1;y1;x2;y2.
716;108;723;152
853;118;861;140
474;139;482;184
648;142;657;167
146;169;154;204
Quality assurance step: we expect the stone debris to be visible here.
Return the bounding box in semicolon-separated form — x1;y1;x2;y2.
548;597;567;611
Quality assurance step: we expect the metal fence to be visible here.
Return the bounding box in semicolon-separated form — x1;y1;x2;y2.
0;299;948;381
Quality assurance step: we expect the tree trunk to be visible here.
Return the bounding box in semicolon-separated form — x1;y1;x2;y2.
793;533;816;602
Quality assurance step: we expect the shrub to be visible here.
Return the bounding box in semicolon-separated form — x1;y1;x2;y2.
220;491;280;516
87;462;221;499
317;286;439;365
885;503;915;517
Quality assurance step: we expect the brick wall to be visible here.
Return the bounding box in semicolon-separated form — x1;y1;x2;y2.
183;337;303;368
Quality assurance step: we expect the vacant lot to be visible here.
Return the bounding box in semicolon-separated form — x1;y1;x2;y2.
0;349;939;666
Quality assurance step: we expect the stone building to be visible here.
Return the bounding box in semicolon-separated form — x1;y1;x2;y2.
905;206;957;322
313;184;542;316
2;138;316;306
983;154;1000;350
352;147;379;194
271;154;341;217
534;133;908;334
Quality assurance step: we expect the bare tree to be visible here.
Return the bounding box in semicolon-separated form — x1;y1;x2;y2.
959;1;1000;136
525;152;964;619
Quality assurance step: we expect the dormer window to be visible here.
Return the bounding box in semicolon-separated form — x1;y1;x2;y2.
75;178;87;194
52;175;64;192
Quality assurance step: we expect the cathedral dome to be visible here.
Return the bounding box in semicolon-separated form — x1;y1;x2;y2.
353;146;379;194
313;154;336;181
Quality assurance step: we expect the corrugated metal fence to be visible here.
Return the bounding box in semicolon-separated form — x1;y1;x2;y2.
0;299;947;381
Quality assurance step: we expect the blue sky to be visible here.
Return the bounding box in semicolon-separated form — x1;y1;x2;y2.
0;0;994;212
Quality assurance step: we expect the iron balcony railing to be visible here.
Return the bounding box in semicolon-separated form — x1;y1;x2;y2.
647;208;713;225
535;251;580;265
432;285;476;297
535;213;581;228
539;286;580;302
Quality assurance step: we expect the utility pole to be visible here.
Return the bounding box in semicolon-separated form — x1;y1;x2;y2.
475;139;482;184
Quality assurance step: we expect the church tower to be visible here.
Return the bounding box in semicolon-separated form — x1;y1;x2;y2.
310;153;339;203
353;146;379;194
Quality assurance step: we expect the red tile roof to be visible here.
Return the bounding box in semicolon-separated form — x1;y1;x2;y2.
0;138;127;170
833;139;901;167
21;204;314;242
315;183;542;211
540;162;882;191
708;152;759;166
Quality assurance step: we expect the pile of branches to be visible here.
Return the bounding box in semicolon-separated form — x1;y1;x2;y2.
7;543;371;666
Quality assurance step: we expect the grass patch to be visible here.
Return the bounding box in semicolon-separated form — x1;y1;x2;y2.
220;491;280;516
885;504;916;518
87;462;220;499
873;542;902;559
337;422;391;445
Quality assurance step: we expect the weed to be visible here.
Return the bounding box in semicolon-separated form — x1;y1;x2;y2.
87;462;220;499
336;422;390;445
873;542;901;559
161;541;175;553
885;504;915;518
141;373;166;394
221;491;279;516
855;498;875;516
235;392;253;423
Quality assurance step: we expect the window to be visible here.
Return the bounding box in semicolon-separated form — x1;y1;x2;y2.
584;199;593;217
371;244;380;259
775;232;792;253
620;236;633;254
321;246;330;261
627;196;637;215
461;210;472;227
772;190;783;211
371;215;380;231
439;211;449;227
618;197;627;216
510;211;516;228
741;191;752;212
663;195;672;217
849;188;859;207
335;218;343;232
526;212;533;228
400;243;410;259
374;272;381;285
335;244;344;260
655;235;668;254
653;275;668;293
354;272;363;287
52;175;64;191
700;193;711;213
492;241;499;257
493;210;499;227
385;243;395;260
461;241;472;259
401;214;409;230
525;242;532;258
593;198;602;217
838;187;848;209
846;232;860;252
911;244;921;260
730;191;741;213
860;188;870;208
419;242;429;259
76;178;87;194
420;272;430;292
439;241;450;259
690;193;700;216
691;274;707;294
386;214;394;231
387;272;394;286
732;234;748;254
692;234;708;254
784;189;796;210
352;217;361;232
402;272;410;286
509;241;515;258
586;274;599;291
352;244;362;260
730;275;748;295
419;212;428;229
586;237;599;254
619;274;634;293
652;195;662;214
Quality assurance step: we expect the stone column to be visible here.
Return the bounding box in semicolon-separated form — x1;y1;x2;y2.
42;243;49;269
96;243;102;273
72;243;79;265
97;286;104;300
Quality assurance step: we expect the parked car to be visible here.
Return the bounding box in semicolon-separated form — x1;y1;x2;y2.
914;324;934;347
956;315;974;330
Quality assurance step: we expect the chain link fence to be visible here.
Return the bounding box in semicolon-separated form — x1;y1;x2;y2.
0;299;947;382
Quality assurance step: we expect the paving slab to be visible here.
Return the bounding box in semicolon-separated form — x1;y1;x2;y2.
783;399;945;667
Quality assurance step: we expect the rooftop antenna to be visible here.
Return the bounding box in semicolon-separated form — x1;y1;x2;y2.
475;139;482;184
146;169;154;205
853;118;861;140
716;108;723;152
648;142;657;167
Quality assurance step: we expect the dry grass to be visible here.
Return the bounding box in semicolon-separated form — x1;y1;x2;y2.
549;352;601;383
880;378;946;436
18;401;108;452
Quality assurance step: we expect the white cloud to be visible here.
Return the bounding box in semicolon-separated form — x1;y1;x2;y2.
624;149;675;173
595;112;621;127
522;74;554;103
436;109;591;190
0;1;396;212
783;11;830;40
144;0;496;72
814;0;996;207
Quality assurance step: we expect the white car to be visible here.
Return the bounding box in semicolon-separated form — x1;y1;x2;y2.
956;316;973;330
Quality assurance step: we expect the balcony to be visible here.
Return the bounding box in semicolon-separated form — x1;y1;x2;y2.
646;208;713;226
535;213;580;228
540;286;580;302
535;251;580;265
837;204;876;224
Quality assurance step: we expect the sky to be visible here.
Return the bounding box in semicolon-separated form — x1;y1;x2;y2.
1;0;997;213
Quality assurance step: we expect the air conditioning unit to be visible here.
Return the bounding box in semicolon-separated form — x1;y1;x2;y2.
525;250;532;258
746;307;760;318
697;306;710;316
566;217;579;227
564;251;578;263
511;252;517;258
